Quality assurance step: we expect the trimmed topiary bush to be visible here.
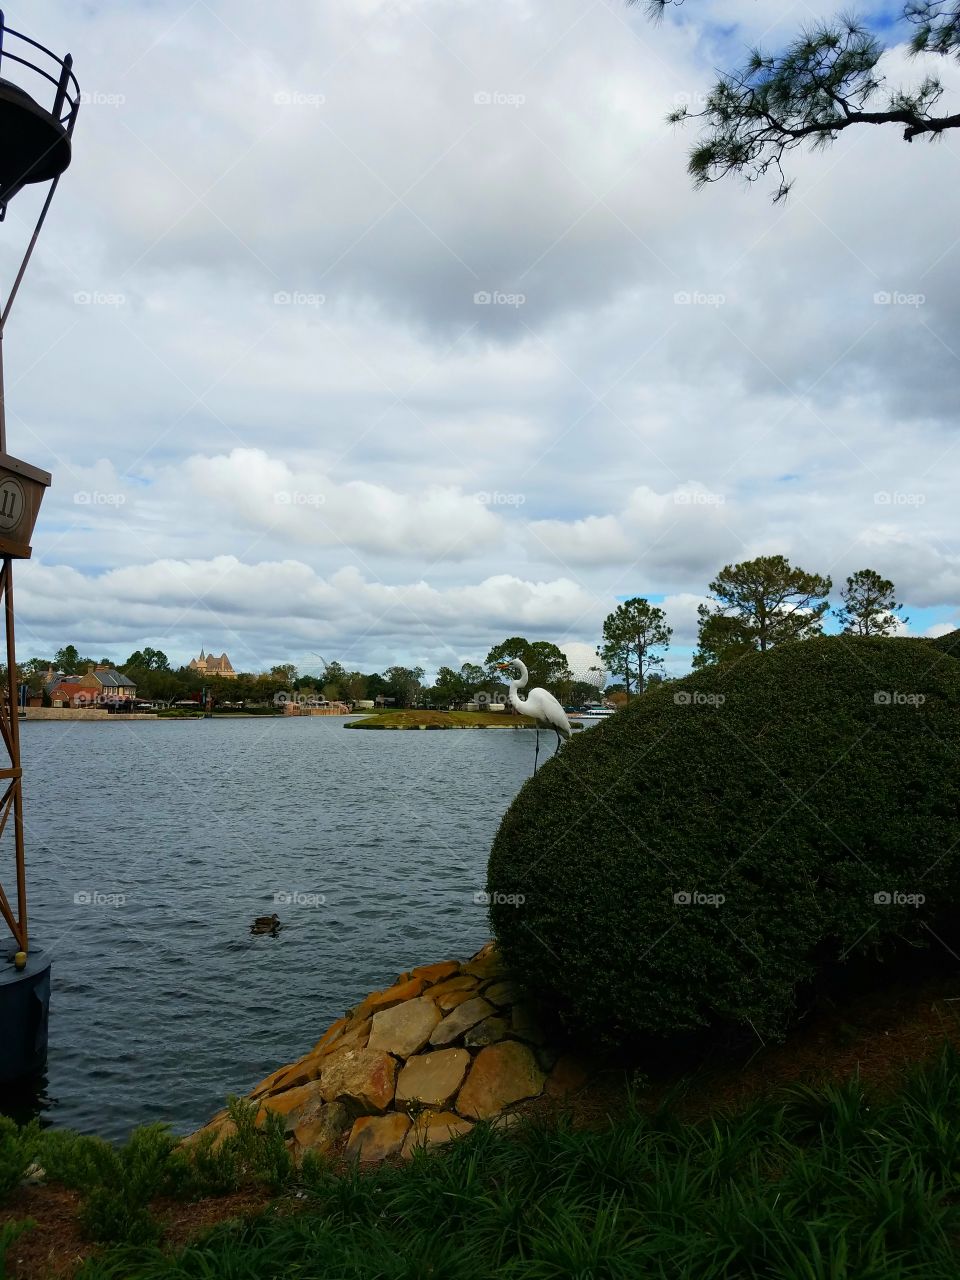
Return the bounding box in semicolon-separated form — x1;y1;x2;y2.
487;636;960;1046
929;628;960;658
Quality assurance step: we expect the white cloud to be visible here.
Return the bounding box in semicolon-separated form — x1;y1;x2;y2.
183;448;503;559
1;0;957;675
16;556;601;677
529;483;740;573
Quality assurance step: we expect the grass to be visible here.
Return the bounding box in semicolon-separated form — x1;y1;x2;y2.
0;1097;291;1256
346;709;536;729
7;1049;960;1276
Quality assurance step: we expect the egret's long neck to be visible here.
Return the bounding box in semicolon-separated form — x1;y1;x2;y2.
508;662;528;712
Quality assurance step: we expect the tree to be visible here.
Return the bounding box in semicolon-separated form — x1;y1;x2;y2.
365;672;389;702
433;666;471;709
835;569;908;636
342;671;368;702
132;668;184;702
271;663;298;686
431;662;488;709
597;597;672;696
484;638;571;699
566;679;605;708
460;662;487;689
317;660;348;699
53;645;89;675
691;612;758;671
16;658;50;698
694;555;832;668
640;2;960;200
382;665;425;708
124;647;170;672
21;657;51;678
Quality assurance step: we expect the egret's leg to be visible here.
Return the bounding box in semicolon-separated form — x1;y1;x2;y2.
534;728;540;773
554;730;562;755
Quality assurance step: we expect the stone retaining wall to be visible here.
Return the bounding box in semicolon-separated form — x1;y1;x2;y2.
21;709;158;720
193;943;591;1165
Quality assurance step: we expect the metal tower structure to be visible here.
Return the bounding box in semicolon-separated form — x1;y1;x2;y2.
0;10;79;1084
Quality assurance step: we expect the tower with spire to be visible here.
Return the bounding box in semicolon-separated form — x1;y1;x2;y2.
188;647;236;678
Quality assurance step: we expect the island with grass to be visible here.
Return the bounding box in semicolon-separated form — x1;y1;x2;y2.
344;709;537;729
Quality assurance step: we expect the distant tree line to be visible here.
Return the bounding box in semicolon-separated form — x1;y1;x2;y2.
422;639;604;710
15;650;442;710
594;560;909;694
15;562;910;708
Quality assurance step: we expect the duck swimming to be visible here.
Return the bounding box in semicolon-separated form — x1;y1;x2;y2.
251;913;281;935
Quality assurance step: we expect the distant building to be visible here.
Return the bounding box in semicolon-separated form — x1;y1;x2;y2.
188;648;237;679
48;680;97;708
91;665;137;700
43;664;136;706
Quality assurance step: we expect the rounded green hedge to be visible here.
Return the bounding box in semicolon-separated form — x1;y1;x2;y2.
930;628;960;658
487;636;960;1045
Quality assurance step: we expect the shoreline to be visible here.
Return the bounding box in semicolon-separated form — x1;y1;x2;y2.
345;722;533;730
189;941;587;1166
19;711;295;722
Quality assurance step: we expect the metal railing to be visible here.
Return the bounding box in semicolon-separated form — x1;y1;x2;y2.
0;10;80;137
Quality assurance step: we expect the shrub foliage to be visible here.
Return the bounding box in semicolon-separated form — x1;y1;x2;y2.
488;636;960;1044
61;1048;960;1279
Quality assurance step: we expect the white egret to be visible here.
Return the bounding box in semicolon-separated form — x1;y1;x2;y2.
497;660;572;772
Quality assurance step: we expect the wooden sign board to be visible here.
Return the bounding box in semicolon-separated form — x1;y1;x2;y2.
0;453;51;559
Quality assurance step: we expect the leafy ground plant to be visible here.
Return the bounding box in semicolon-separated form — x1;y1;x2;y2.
0;1095;292;1255
29;1044;960;1279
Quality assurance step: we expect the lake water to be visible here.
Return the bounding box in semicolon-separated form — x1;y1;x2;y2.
6;716;539;1140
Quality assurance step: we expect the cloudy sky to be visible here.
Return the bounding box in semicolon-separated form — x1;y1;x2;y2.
4;0;960;680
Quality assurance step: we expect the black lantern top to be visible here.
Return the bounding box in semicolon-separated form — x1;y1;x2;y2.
0;10;79;219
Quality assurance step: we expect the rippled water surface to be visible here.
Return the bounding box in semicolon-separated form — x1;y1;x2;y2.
11;716;538;1139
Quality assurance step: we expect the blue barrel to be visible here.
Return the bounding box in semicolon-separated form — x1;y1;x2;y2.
0;942;50;1084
